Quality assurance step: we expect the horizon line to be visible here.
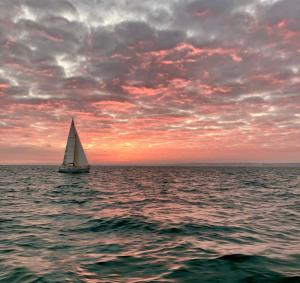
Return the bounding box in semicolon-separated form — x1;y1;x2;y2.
1;162;300;167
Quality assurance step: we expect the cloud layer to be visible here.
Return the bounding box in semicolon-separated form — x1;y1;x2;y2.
0;0;299;164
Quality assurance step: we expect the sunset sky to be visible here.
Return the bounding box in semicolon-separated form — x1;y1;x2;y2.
0;0;299;164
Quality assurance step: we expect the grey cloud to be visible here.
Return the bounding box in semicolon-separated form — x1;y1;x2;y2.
0;0;299;140
24;0;78;19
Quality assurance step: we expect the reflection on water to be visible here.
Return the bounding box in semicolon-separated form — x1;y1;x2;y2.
0;165;299;282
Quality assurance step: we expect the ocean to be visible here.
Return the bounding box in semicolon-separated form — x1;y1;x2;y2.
0;165;299;283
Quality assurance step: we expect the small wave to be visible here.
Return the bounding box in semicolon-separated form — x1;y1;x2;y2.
165;254;299;283
0;267;38;283
183;253;267;267
0;218;14;223
218;253;260;262
79;255;168;282
74;217;159;233
71;217;253;241
276;277;300;283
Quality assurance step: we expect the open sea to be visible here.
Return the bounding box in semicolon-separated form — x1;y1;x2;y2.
0;165;299;283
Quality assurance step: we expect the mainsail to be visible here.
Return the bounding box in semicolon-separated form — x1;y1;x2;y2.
62;119;89;167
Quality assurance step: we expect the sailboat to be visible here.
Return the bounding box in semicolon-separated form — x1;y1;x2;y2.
58;118;90;173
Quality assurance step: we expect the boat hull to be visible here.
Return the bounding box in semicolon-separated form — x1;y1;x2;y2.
58;166;90;173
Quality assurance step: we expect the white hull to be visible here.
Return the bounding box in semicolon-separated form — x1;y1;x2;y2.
58;166;90;173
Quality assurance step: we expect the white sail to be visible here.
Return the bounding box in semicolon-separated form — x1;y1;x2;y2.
74;131;89;166
62;119;89;167
63;119;76;165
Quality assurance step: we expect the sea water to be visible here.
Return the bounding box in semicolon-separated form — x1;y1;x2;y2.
0;165;299;282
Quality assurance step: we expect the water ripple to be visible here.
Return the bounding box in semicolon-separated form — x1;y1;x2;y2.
0;165;299;282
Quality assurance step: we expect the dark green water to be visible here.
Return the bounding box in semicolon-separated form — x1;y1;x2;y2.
0;166;299;282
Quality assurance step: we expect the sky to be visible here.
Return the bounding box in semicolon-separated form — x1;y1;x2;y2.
0;0;299;164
